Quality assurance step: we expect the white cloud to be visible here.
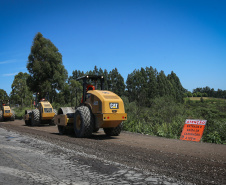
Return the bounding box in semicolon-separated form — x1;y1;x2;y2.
0;59;17;64
2;72;18;77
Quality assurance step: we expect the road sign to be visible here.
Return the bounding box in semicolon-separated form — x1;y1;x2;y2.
180;119;207;142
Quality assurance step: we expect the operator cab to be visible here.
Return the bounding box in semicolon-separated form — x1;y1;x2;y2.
77;75;104;104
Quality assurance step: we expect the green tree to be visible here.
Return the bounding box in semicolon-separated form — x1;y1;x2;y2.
157;71;170;97
103;69;109;90
27;32;68;102
126;68;149;106
126;67;159;107
203;86;211;96
216;89;223;98
126;67;185;106
93;65;99;75
146;66;158;100
109;68;125;96
0;89;8;100
126;70;137;102
167;71;185;103
203;93;208;97
69;70;84;82
10;72;33;106
69;79;82;106
187;91;193;97
193;88;202;94
55;83;70;105
210;88;215;97
197;92;202;97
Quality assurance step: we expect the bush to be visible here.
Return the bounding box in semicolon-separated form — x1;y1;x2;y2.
202;120;226;144
204;131;222;144
13;107;31;119
123;96;226;144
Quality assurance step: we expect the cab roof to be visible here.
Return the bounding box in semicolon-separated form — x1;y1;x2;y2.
76;75;104;81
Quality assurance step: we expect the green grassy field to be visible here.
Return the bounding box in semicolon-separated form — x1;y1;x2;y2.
185;97;226;102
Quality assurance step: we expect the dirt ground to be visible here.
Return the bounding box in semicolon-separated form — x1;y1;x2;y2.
0;120;225;185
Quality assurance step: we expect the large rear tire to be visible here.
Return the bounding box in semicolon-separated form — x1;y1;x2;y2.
0;111;3;122
104;122;123;136
73;106;93;138
31;109;40;126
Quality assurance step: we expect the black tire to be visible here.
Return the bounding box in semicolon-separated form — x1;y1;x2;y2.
104;122;123;136
31;109;40;126
58;125;67;135
10;110;15;121
0;111;3;122
73;106;94;138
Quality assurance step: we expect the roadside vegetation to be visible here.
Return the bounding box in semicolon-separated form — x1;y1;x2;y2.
123;96;226;144
1;32;225;144
13;106;31;120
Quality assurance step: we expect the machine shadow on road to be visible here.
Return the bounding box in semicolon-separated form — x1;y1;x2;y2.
22;124;56;127
50;131;118;141
89;134;118;140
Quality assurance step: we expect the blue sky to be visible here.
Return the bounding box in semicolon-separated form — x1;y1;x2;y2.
0;0;226;95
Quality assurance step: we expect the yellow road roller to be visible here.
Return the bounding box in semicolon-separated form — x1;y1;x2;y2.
0;100;15;121
24;94;56;126
54;75;127;137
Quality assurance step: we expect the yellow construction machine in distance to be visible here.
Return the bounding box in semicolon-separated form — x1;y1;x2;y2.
24;93;56;126
0;100;15;122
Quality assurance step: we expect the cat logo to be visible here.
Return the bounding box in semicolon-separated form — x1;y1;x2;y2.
109;103;119;109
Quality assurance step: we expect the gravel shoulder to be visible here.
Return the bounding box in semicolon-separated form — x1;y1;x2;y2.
0;120;225;185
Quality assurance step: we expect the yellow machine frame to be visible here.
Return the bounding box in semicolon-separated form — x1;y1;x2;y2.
3;106;13;118
38;101;55;120
54;75;127;137
54;90;127;128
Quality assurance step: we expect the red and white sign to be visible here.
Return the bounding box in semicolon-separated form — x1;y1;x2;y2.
180;119;207;142
185;119;207;125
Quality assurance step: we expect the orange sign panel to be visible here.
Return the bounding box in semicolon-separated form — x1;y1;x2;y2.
180;119;207;142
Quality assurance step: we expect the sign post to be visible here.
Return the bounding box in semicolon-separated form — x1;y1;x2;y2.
180;119;207;142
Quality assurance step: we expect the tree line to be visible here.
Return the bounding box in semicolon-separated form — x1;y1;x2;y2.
189;87;226;99
3;67;225;107
0;32;225;106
